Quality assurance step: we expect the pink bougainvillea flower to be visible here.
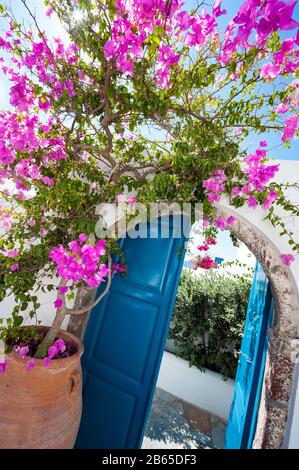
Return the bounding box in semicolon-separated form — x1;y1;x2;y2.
281;115;298;143
127;196;137;206
43;356;51;367
18;346;29;358
54;338;66;354
242;184;252;195
260;62;281;80
197;244;209;252
194;255;217;270
215;216;226;230
38;97;52;113
39;227;47;237
48;345;58;359
95;240;106;256
9;77;35;112
42;176;55;186
50;236;109;288
226;216;236;225
175;10;194;31
248;195;257;208
79;233;88;243
10;263;20;272
26;358;35;371
64;80;76;97
46;8;54;18
232;187;241;196
212;0;227;18
0;359;8;374
275;103;288;114
112;263;127;274
262;189;279;210
103;40;117;60
103;0;224;88
54;298;63;309
17;191;26;201
242;146;280;192
6;248;18;258
207;192;221;203
259;140;267;147
203;169;226;202
59;286;68;295
43;339;66;367
280;254;295;266
277;0;299;30
221;0;299;67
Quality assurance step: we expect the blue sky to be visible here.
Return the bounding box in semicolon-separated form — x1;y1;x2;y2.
1;0;299;161
185;0;299;161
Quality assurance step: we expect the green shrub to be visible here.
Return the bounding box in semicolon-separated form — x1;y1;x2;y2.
168;269;251;379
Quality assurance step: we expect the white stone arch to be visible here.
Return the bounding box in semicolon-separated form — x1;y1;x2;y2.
216;201;299;448
68;160;299;448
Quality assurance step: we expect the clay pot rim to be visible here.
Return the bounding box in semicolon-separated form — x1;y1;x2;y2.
5;326;84;370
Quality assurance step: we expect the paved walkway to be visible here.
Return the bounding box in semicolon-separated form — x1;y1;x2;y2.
142;387;226;449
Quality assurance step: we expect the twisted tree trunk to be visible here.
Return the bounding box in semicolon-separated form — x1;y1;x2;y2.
67;286;97;339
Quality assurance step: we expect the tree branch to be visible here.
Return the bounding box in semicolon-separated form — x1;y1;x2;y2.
66;254;112;316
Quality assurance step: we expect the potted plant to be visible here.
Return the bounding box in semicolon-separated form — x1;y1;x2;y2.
0;326;84;448
0;0;298;450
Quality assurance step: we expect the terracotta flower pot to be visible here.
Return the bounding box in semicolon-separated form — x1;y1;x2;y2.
0;327;84;449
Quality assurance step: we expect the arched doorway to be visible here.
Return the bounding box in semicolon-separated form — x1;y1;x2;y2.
71;212;299;449
216;205;299;448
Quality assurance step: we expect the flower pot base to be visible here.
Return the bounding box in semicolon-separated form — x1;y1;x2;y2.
0;327;84;449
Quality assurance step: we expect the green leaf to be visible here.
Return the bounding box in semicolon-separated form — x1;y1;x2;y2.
14;316;24;327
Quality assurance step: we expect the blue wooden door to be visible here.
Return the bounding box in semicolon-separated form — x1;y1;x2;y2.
225;262;273;449
76;216;189;449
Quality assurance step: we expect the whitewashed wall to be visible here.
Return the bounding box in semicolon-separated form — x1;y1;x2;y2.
157;351;234;420
0;276;68;329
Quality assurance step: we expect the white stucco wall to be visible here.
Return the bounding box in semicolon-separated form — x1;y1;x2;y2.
0;276;67;329
157;351;234;420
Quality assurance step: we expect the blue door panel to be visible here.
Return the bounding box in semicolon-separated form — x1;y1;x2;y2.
225;262;273;449
76;216;189;449
79;372;136;449
92;293;159;382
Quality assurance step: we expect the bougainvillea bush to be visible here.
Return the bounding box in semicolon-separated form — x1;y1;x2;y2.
0;0;299;367
169;269;251;379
